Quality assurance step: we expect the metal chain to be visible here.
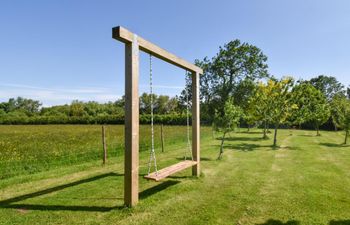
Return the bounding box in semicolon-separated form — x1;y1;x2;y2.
185;71;193;161
147;54;158;175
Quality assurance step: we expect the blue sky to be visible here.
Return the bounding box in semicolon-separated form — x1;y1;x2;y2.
0;0;349;106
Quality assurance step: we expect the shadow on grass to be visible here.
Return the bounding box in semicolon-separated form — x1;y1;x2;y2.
329;220;350;225
221;143;284;152
298;134;315;137
218;143;300;152
0;172;182;212
216;136;263;142
256;219;350;225
140;180;180;200
0;203;124;212
225;143;262;151
237;131;263;134
319;142;349;148
257;219;300;225
0;172;123;212
175;157;212;161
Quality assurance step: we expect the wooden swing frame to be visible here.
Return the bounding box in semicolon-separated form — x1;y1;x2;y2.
112;26;202;207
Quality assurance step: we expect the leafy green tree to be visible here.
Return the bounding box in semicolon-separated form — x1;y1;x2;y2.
210;40;269;115
182;40;269;122
155;95;170;114
268;78;297;146
308;76;345;130
308;92;331;136
309;75;345;101
140;93;156;114
0;109;5;116
1;97;41;116
292;81;330;136
331;96;350;144
70;100;87;117
248;81;273;139
213;98;243;159
165;97;180;114
291;82;318;128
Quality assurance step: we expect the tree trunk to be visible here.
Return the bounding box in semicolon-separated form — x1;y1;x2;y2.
316;124;320;136
345;130;348;145
218;132;227;160
247;125;250;132
273;124;278;147
263;121;267;139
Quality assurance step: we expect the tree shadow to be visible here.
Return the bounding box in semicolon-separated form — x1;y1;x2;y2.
319;142;349;148
0;203;124;212
175;157;212;161
221;143;265;152
0;172;124;212
329;220;350;225
298;134;315;137
238;131;263;134
217;136;263;142
256;219;300;225
231;143;262;151
139;180;180;199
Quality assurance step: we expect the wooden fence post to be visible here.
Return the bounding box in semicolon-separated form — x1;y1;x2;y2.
102;125;107;165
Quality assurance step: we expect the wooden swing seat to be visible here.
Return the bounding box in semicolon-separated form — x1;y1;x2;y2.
144;160;197;182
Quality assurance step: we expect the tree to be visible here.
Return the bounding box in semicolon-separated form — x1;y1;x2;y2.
291;81;330;136
213;98;243;159
1;97;41;116
234;79;258;131
291;82;322;129
268;78;297;146
70;100;87;117
248;81;271;139
308;91;330;136
155;95;170;114
309;75;345;101
331;96;350;144
139;93;156;114
183;40;269;123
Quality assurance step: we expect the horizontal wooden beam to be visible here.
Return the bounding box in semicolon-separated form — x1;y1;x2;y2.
112;26;203;74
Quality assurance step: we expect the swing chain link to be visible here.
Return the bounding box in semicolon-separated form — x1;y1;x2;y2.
185;71;193;161
147;54;158;175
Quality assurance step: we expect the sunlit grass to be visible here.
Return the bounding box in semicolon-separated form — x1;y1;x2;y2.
0;127;350;224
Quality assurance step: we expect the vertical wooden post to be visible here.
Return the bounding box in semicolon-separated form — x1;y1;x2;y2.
124;35;139;207
161;124;164;153
102;125;107;164
192;72;200;176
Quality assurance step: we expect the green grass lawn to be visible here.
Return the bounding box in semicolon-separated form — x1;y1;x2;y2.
1;126;350;224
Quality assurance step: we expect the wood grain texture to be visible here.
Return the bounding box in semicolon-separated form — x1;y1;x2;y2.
113;26;203;74
192;72;200;176
144;160;198;182
124;36;139;207
113;25;202;206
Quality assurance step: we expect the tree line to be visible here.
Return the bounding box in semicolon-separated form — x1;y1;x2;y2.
182;40;350;155
1;38;350;147
0;94;189;125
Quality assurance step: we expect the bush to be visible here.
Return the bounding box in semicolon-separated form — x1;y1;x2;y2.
0;113;190;125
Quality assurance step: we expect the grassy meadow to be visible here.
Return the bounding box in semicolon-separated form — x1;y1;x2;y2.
0;125;206;179
0;125;350;224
